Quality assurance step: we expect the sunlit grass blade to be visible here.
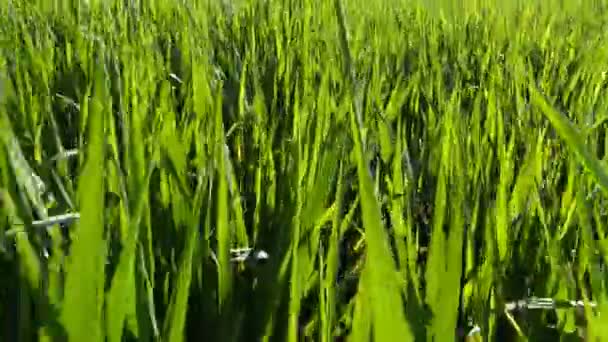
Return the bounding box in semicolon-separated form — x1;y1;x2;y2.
342;62;414;342
332;0;414;338
106;47;154;342
60;56;107;342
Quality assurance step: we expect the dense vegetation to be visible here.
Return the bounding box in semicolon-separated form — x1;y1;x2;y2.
2;0;608;340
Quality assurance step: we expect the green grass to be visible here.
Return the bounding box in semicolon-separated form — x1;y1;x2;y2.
2;0;608;341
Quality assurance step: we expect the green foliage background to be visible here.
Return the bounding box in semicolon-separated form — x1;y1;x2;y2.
1;0;608;341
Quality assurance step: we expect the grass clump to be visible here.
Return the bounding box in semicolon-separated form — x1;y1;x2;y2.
2;0;608;341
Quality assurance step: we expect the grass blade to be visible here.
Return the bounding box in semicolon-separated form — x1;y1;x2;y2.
60;55;107;342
